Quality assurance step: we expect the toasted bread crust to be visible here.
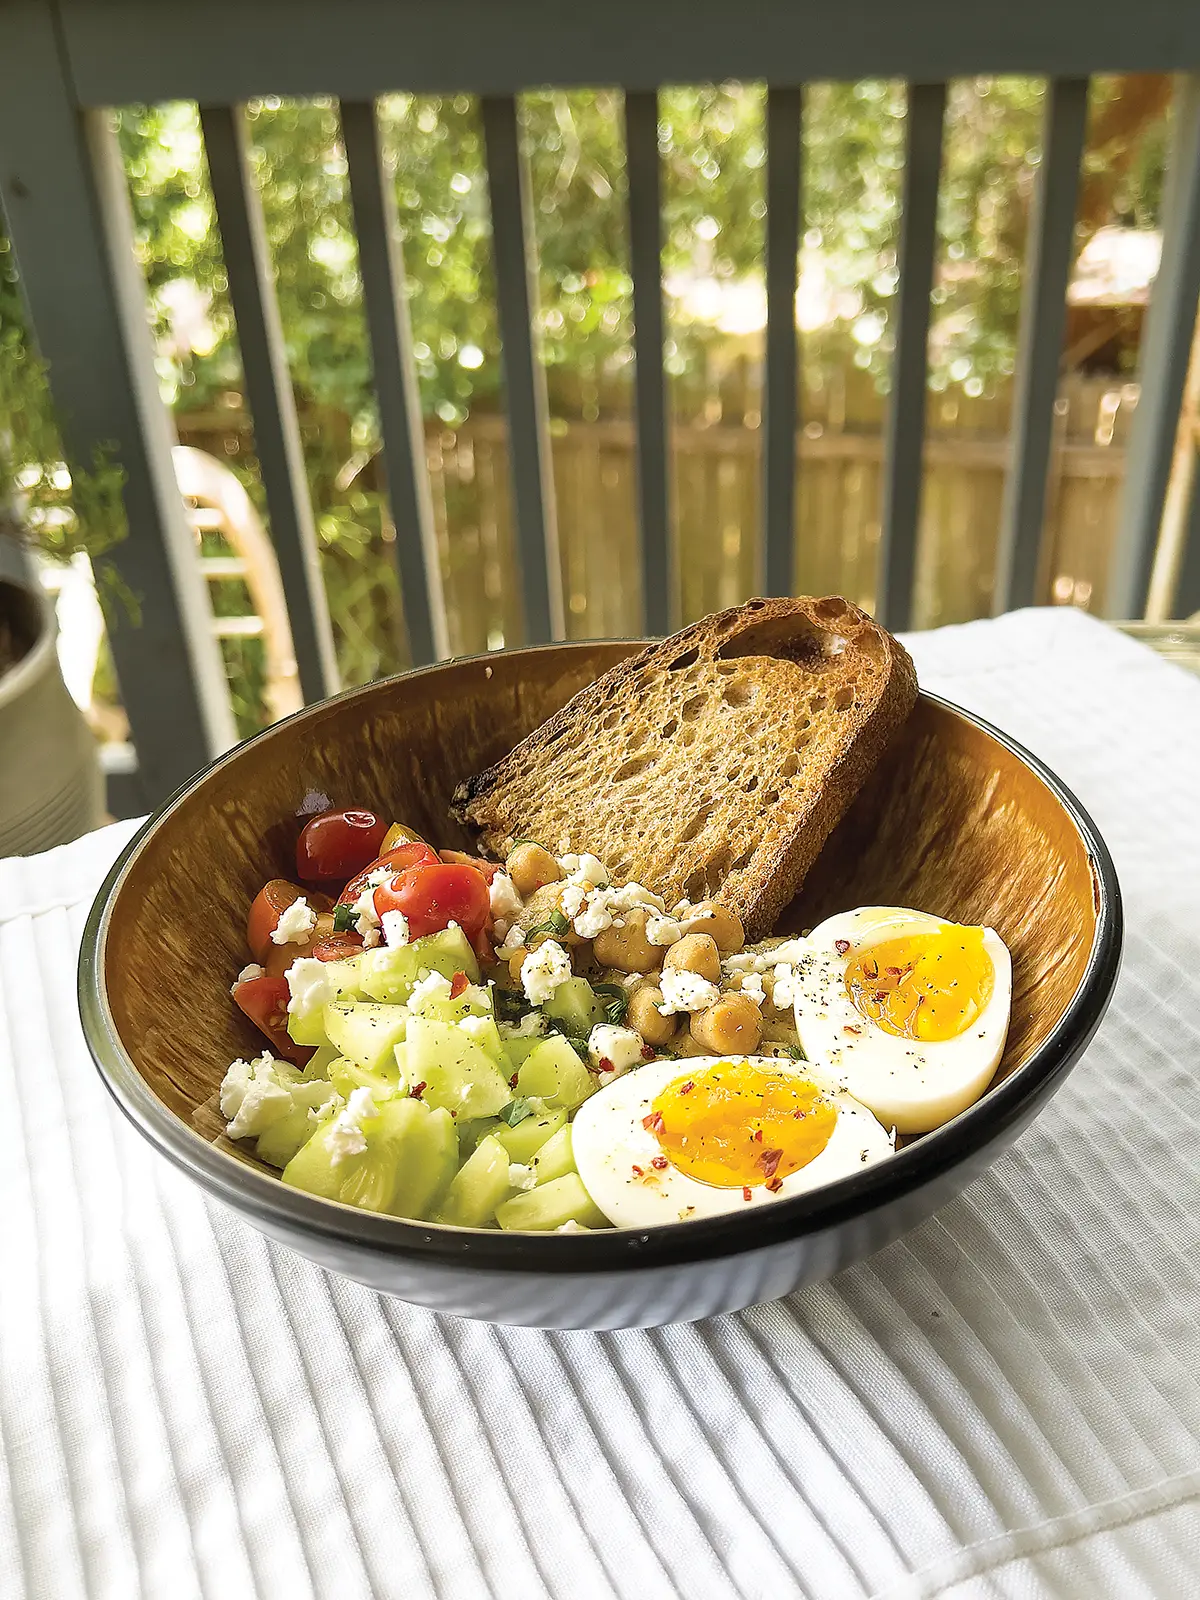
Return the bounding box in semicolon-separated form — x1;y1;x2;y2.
451;597;917;939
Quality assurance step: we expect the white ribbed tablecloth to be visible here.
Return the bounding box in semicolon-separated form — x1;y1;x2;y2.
3;607;1200;1600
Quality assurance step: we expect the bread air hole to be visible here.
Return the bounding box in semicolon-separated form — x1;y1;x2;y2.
834;684;855;710
680;805;711;844
661;718;678;738
613;754;651;782
722;679;754;708
667;647;700;671
681;694;707;721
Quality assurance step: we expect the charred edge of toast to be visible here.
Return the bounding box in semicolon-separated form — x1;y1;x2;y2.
449;598;918;910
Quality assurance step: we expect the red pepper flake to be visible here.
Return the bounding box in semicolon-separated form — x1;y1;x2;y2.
598;1056;614;1074
752;1128;763;1142
742;1186;753;1202
873;991;888;1004
651;1155;668;1170
409;1081;426;1098
765;1175;784;1193
759;1147;783;1178
679;1080;695;1095
509;1073;519;1088
641;1044;656;1061
642;1110;665;1135
631;1164;644;1177
885;966;903;978
834;939;851;955
844;1025;862;1035
864;960;879;980
449;971;469;999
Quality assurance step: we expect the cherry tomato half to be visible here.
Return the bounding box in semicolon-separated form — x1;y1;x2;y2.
337;840;440;907
373;862;492;942
232;973;312;1066
312;931;365;963
246;880;333;964
296;808;391;885
439;848;501;884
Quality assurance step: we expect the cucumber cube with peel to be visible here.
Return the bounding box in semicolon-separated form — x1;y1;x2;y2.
496;1173;608;1231
359;926;479;1004
530;1123;576;1186
516;1034;595;1110
323;1000;408;1077
433;1134;513;1227
405;1017;512;1119
490;1103;567;1163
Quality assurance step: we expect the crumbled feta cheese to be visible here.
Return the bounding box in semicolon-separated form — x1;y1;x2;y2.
560;881;588;922
608;881;665;914
739;973;767;1008
520;939;572;1005
671;898;716;927
231;962;265;994
574;888;616;939
558;852;609;890
507;1162;537;1191
646;912;683;946
286;958;336;1015
722;952;761;974
351;885;381;935
408;970;453;1013
587;1024;645;1082
498;1010;548;1040
657;967;721;1015
381;909;410;947
771;963;801;1009
327;1086;380;1165
556;1219;585;1234
220;1053;339;1144
272;896;316;945
365;866;395;888
497;923;527;955
488;871;524;928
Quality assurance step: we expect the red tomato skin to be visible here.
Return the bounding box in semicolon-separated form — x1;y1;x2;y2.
312;932;365;963
439;849;501;884
337;841;440;906
232;974;312;1066
246;880;332;963
373;863;491;941
296;808;390;885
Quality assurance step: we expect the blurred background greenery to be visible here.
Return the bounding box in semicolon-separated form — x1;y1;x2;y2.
0;77;1173;739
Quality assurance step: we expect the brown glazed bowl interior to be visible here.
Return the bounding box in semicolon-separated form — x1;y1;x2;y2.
79;641;1121;1329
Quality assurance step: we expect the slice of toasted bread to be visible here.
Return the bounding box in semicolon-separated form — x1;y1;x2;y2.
451;597;917;939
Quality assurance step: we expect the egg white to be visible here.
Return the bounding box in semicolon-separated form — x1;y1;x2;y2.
790;907;1012;1136
571;1055;895;1228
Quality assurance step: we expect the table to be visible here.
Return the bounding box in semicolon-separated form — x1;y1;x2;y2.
2;606;1199;1599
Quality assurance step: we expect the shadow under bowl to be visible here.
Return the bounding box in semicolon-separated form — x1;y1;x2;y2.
79;640;1122;1330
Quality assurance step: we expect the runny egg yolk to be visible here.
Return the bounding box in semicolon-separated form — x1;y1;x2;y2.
650;1060;837;1189
843;926;994;1042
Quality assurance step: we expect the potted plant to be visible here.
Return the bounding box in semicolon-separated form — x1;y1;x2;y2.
0;334;126;855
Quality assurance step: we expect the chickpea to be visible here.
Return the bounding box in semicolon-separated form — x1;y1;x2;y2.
663;932;721;984
626;984;678;1046
506;842;563;898
521;881;586;947
690;901;744;953
507;947;530;984
690;993;763;1055
592;907;664;974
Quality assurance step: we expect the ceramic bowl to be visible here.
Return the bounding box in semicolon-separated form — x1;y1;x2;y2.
79;640;1121;1329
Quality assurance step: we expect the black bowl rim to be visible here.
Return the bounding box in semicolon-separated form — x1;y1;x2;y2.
78;641;1123;1274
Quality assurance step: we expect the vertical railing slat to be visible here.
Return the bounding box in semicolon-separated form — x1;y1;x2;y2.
876;81;947;632
340;99;448;663
763;85;804;598
624;89;672;634
1110;73;1200;619
479;94;563;643
0;4;234;800
199;103;339;703
994;78;1089;614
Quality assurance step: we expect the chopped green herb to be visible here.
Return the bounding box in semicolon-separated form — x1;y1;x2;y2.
511;838;544;850
498;1097;535;1127
592;983;630;1026
493;987;534;1023
780;1043;806;1060
524;910;570;941
332;902;358;933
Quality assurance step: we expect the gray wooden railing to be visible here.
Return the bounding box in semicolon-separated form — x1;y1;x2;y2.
1;0;1199;808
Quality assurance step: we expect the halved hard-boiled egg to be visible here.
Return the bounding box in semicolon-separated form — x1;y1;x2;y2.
571;1055;894;1227
788;907;1012;1135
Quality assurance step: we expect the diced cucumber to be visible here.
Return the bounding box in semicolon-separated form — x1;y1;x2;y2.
516;1034;595;1110
433;1134;512;1227
542;976;603;1037
490;1103;567;1163
418;989;492;1027
284;1092;414;1214
389;1105;458;1220
286;959;365;1047
496;1173;608;1231
329;1057;403;1101
323;1000;408;1076
359;927;479;1004
458;1116;500;1149
254;1082;341;1169
406;1017;512;1119
500;1034;546;1073
455;1014;504;1062
303;1044;341;1081
531;1123;576;1186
